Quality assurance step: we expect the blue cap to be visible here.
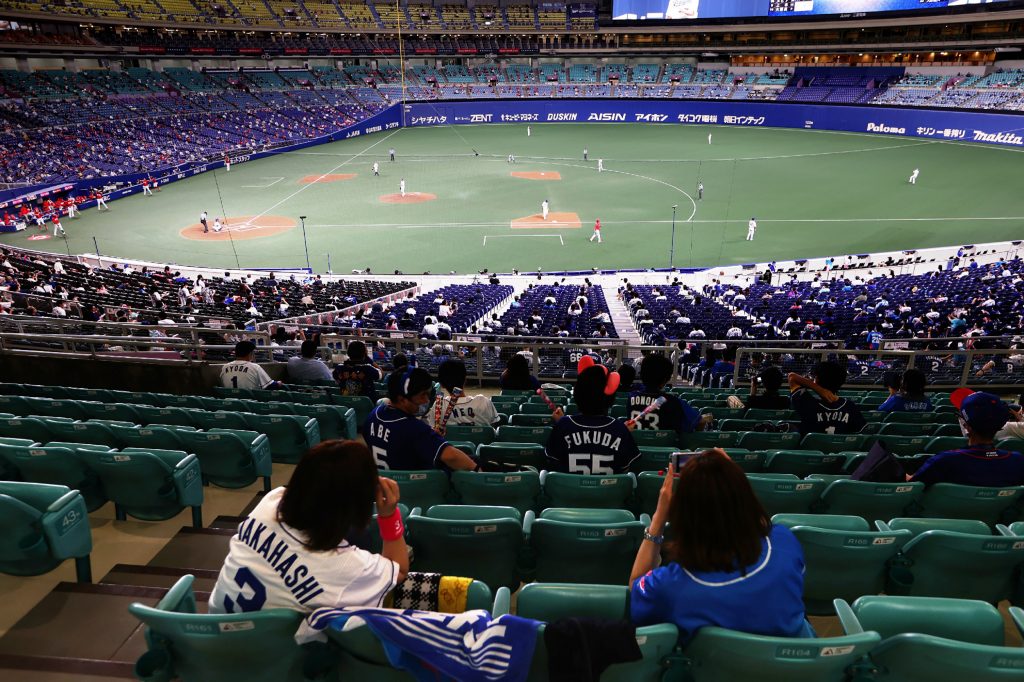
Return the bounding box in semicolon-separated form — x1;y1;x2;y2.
954;390;1010;435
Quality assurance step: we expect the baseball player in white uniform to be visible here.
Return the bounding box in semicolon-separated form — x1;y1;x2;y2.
400;179;406;197
541;199;549;220
597;159;604;172
746;218;757;241
373;162;380;176
213;217;223;233
708;133;713;145
908;168;919;185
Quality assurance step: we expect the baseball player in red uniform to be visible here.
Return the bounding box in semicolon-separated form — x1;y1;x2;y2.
590;218;602;243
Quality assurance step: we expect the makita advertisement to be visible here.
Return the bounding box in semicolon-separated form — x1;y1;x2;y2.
403;100;1024;147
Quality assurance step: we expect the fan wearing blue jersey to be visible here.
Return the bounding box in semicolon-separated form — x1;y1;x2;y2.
878;368;933;413
363;367;478;472
630;449;808;645
545;357;640;475
789;361;866;435
629;354;704;433
911;389;1024;487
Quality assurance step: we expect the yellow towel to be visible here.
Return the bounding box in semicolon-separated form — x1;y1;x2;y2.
438;576;473;613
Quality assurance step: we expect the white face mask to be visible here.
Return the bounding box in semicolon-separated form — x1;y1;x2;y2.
958;417;970;438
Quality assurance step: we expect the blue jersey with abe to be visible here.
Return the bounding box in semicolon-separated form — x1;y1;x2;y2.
545;414;640;474
363;404;449;471
628;391;701;433
878;394;933;413
911;444;1024;487
630;524;807;644
791;389;866;435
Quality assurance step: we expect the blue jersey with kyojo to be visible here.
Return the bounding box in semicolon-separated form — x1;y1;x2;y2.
912;444;1024;487
630;524;807;644
363;405;449;471
545;414;640;474
791;389;866;435
878;394;934;412
628;391;701;433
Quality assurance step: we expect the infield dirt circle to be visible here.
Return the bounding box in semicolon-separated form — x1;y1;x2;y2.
379;193;438;204
179;215;298;241
511;171;562;181
299;174;356;184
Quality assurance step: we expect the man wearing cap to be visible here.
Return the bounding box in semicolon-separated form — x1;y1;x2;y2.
910;389;1024;487
363;367;478;472
219;341;284;390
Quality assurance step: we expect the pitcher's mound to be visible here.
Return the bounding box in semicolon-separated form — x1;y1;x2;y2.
511;212;581;229
380;193;437;204
300;174;356;184
511;171;562;181
180;215;297;241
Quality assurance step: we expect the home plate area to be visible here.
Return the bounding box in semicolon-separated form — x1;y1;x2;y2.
179;215;297;241
511;212;581;229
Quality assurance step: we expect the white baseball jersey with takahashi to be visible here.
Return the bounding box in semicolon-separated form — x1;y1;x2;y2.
208;487;398;614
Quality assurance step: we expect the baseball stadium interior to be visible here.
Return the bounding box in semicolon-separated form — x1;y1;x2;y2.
2;0;1024;679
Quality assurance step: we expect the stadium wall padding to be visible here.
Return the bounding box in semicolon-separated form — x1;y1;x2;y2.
403;99;1024;147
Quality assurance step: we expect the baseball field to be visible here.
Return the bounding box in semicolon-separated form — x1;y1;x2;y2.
5;122;1023;272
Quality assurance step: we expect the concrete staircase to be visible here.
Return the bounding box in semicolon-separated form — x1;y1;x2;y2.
605;288;643;354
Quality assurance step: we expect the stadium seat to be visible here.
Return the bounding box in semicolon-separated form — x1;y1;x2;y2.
878;422;936;437
736;431;802;451
80;402;143;423
450;470;540;514
834;596;1024;682
0;481;92;582
0;416;54;444
508;583;683;682
883;411;942;424
744;409;796;421
747;474;826;516
331;395;375;425
879;520;1024;603
154;430;272;491
924;436;969;453
109;424;189;452
496;425;552;445
629;429;677;447
240;414;320;463
636;471;673;516
772;514;912;614
631;446;677;473
476;442;546;469
443;425;495;446
524;509;645;584
799;433;870;453
75;448;204;527
0;442;108;512
679;431;740;449
812;479;924;522
406;505;524;589
764;450;846;477
876;435;931;456
520;402;555;414
914;483;1024;525
540;471;635;509
680;626;879;682
384;470;449;510
508;414;553;426
130;575;317;682
134;405;200;428
44;419;119;447
189;410;251;431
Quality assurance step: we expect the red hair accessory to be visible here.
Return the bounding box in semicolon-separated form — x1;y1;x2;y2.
578;356;620;395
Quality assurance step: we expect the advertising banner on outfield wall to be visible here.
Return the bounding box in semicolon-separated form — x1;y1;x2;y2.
403;100;1024;147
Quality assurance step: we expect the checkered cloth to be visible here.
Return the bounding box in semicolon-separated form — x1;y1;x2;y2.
391;571;441;611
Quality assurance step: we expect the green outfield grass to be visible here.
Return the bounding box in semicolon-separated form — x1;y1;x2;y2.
5;122;1023;273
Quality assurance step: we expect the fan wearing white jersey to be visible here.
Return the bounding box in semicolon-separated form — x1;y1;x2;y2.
426;359;500;428
209;440;408;614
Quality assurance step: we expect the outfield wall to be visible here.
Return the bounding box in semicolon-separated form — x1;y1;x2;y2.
404;99;1024;147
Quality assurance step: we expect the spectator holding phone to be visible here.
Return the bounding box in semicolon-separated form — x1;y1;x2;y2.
629;449;809;644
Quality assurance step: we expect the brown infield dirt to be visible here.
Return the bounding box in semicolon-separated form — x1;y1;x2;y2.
511;171;562;181
179;215;297;241
299;174;356;184
379;193;438;204
511;212;582;229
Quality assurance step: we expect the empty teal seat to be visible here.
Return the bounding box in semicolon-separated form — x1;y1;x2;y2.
524;510;644;584
75;449;204;527
764;450;845;478
443;425;496;446
42;420;118;448
737;431;802;451
385;470;449;510
450;470;540;515
508;413;553;427
0;481;92;582
800;433;869;454
109;424;189;452
0;416;54;444
815;480;924;522
189;411;251;431
406;507;523;589
240;414;320;463
747;474;826;516
924;436;970;454
476;442;546;469
541;471;635;509
496;425;552;445
679;431;740;449
130;575;314;682
915;483;1024;526
630;429;677;447
79;402;143;423
0;442;108;511
162;429;273;492
134;405;200;428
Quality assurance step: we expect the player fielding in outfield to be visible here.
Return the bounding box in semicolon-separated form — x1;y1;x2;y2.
597;159;604;172
590;219;602;243
373;162;379;176
909;168;919;184
697;181;704;200
746;218;757;241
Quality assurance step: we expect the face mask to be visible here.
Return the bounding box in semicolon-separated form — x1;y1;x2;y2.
415;402;430;418
958;417;970;438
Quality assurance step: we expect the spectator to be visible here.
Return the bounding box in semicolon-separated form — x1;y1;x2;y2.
545;360;639;474
788;361;866;435
878;368;933;412
219;340;283;390
363;367;478;472
629;450;808;644
287;338;333;384
208;440;407;613
616;364;638;393
629;354;704;433
499;354;540;391
729;367;791;410
426;359;499;430
333;340;381;401
911;390;1024;486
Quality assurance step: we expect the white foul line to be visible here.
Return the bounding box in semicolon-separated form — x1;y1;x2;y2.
483;234;564;246
248;129;401;221
241;177;284;189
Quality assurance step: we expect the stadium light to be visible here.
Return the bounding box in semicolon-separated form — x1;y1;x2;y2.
299;216;310;271
669;205;678;269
